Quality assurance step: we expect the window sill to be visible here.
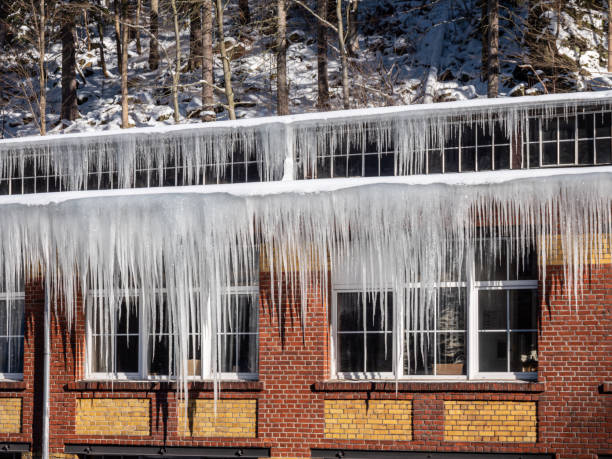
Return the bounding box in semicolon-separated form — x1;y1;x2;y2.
313;380;544;393
65;380;264;392
0;380;26;391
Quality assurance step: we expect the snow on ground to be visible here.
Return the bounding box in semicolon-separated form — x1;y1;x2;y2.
0;0;610;139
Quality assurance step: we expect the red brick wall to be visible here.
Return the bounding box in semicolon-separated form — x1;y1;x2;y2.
5;263;611;459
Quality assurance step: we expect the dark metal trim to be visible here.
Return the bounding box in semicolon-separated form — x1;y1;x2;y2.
64;445;269;458
311;450;553;459
0;443;30;452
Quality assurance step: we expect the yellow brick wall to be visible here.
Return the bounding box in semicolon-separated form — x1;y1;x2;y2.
0;398;21;433
324;399;412;441
543;234;611;266
178;399;256;438
444;401;536;443
75;398;150;436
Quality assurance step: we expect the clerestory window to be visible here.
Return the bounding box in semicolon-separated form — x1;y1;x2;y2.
332;240;538;380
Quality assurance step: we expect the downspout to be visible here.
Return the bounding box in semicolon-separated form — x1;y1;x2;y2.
42;281;51;459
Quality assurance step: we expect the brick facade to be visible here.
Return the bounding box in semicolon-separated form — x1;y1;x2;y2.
0;253;609;459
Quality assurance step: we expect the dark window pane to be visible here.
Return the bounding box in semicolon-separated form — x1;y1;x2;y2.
461;147;476;172
364;154;379;177
232;163;246;183
0;337;8;373
338;333;364;373
496;145;510;169
246;162;261;182
347;154;362;177
542;142;557;165
404;332;433;375
528;118;539;142
509;245;537;280
332;155;347;178
577;114;594;138
477;146;492;171
558;117;575;140
528;143;539;168
9;338;23;373
438;288;466;331
427;150;442;174
219;334;236;373
366;333;392;372
596;138;612;163
461;125;476;147
316;156;331;179
188;335;201;376
237;334;257;373
475;242;507;281
380;153;394;176
595;112;611;138
509;290;538;330
235;295;257;333
479;332;507;372
510;332;537;372
559;141;575;164
337;293;363;332
444;148;459;173
0;301;7;335
494;123;510;144
91;336;111;373
8;300;24;337
117;299;139;334
541;118;557;141
578;140;594;164
364;293;392;332
116;335;139;373
436;332;465;375
477;125;493;145
478;290;507;330
148;334;171;375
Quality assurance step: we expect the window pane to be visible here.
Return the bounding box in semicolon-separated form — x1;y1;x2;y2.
596;138;612;163
235;295;257;333
477;146;492;171
380;152;394;176
117;299;139;334
479;290;507;330
365;293;392;332
237;334;257;374
364;153;379;177
595;112;611;137
438;288;466;331
475;243;507;281
91;335;111;373
479;332;507;372
509;290;538;330
0;337;8;373
558;117;575;140
0;301;7;335
436;332;465;375
541;118;556;141
337;293;363;332
188;334;201;376
116;335;139;373
578;140;594;164
338;333;364;373
428;150;442;174
366;333;392;373
444;148;459;173
404;333;433;375
509;245;537;280
510;332;537;372
148;334;171;376
577;114;593;138
219;334;236;373
8;337;23;373
8;300;24;337
461;147;476;172
542;142;557;165
559;141;575;164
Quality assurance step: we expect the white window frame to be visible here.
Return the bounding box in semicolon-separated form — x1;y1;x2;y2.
85;285;259;381
331;248;538;382
0;289;25;381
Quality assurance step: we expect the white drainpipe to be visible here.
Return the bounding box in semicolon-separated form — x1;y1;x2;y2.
42;282;50;459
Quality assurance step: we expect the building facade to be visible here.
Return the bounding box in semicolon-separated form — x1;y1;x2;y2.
0;93;610;459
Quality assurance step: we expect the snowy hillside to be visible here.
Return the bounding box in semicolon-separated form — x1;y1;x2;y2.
0;0;610;138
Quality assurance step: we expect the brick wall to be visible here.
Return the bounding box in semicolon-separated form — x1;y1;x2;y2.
443;400;537;443
75;399;150;436
0;398;22;433
178;399;257;437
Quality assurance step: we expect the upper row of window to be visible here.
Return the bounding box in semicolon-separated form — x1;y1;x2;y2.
2;110;610;194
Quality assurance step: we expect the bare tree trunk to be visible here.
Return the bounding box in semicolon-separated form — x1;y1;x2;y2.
608;0;612;72
316;0;330;109
114;0;123;74
238;0;250;25
97;18;109;78
346;0;358;57
189;3;203;70
148;0;159;69
215;0;236;120
83;9;92;51
135;0;142;54
202;0;215;121
337;0;350;109
121;0;130;128
276;0;289;115
38;0;46;135
61;7;78;123
480;0;488;81
487;0;499;98
170;0;181;123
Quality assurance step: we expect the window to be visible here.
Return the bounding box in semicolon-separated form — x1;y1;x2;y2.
0;278;25;379
87;270;259;380
332;241;538;380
